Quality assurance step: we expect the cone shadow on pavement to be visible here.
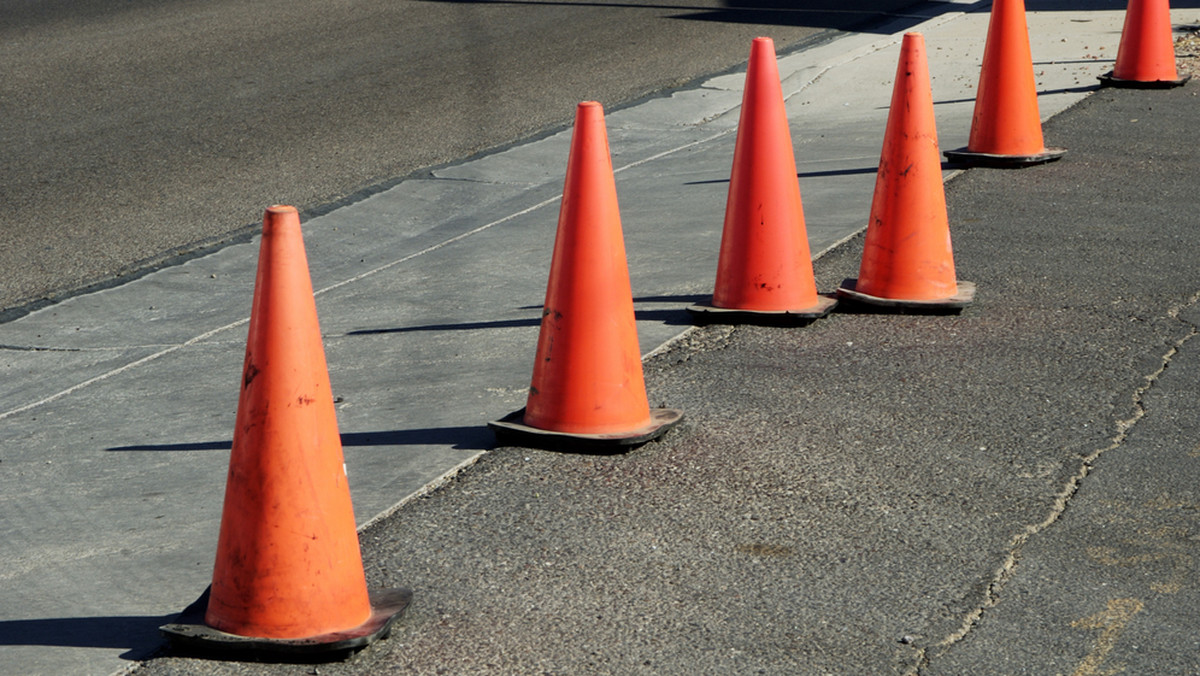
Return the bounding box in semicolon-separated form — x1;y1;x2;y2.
109;426;494;453
687;36;837;326
160;206;409;661
489;103;682;454
838;33;974;314
1099;0;1191;88
943;0;1067;167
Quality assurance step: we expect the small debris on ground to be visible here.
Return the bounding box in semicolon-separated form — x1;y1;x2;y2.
1176;26;1200;78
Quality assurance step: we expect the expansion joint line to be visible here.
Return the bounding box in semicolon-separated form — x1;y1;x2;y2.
910;291;1200;676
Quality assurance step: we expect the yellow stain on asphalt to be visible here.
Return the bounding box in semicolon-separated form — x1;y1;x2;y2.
1070;597;1144;676
1085;546;1159;567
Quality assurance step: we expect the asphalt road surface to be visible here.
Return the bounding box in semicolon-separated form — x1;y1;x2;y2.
1;0;924;318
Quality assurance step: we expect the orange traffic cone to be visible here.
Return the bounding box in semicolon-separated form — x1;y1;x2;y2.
687;36;837;325
489;102;681;452
1100;0;1191;88
838;33;975;312
944;0;1066;167
161;206;409;660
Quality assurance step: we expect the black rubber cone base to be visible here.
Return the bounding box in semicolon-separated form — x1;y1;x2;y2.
944;146;1066;168
836;279;975;314
686;295;837;326
1098;71;1191;89
160;586;411;662
489;407;682;454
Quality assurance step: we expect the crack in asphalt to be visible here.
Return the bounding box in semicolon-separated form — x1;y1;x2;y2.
911;291;1200;675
